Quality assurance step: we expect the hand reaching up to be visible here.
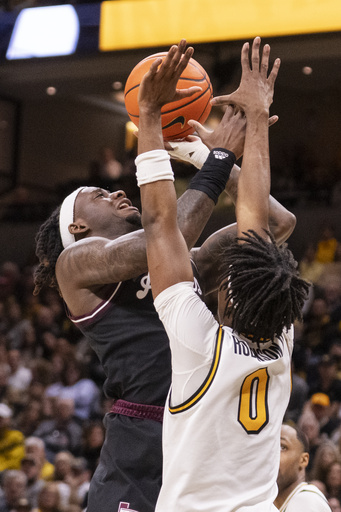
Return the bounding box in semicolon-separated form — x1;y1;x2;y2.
211;37;280;117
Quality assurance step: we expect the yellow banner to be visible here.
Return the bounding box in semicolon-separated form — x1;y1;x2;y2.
100;0;341;51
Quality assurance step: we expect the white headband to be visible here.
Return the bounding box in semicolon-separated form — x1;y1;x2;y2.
59;187;85;249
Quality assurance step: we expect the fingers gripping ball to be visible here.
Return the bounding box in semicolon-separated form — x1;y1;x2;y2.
124;53;213;141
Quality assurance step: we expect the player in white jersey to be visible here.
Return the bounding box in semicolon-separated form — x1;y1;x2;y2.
135;38;309;511
275;424;331;511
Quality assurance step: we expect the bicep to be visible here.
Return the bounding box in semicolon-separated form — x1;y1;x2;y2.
56;232;148;290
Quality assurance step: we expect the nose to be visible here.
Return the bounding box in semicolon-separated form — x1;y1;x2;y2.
110;190;126;199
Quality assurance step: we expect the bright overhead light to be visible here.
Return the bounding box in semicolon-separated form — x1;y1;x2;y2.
112;81;123;90
302;66;313;75
46;86;57;96
6;5;80;59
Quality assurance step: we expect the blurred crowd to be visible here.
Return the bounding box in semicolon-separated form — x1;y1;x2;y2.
0;216;340;511
0;258;108;512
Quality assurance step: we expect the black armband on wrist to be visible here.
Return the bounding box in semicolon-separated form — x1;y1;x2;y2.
188;148;236;204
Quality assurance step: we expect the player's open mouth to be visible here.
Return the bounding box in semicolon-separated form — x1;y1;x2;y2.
118;199;132;209
118;199;139;211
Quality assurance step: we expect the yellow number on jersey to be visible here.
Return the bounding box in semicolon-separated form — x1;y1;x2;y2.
238;368;269;434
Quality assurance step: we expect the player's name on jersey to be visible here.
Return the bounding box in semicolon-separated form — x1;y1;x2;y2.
233;336;283;361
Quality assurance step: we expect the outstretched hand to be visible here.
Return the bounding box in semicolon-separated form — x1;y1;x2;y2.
188;106;246;160
138;39;202;112
187;111;279;162
211;37;280;115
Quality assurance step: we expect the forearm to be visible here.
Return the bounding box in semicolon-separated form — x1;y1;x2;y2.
226;164;296;243
138;106;164;154
176;189;215;249
236;111;271;236
178;148;236;249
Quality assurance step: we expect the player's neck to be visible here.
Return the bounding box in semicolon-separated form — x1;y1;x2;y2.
274;477;306;509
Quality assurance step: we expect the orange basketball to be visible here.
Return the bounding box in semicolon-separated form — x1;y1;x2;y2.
124;52;213;141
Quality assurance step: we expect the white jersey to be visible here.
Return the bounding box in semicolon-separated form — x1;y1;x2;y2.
154;282;293;512
278;482;331;511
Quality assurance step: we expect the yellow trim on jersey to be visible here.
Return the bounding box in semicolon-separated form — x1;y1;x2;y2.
169;326;224;414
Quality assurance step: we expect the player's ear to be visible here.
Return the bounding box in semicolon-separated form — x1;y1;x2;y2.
69;219;89;236
299;452;309;470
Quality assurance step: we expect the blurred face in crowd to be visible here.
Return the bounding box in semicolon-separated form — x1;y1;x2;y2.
21;456;40;483
329;497;341;512
326;462;341;495
4;474;27;508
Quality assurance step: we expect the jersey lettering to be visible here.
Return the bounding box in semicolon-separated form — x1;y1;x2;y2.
136;274;202;300
233;336;283;362
136;274;151;300
193;276;202;296
118;502;139;512
238;368;270;434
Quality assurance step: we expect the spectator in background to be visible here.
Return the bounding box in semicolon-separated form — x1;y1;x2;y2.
0;470;27;512
53;451;73;484
4;301;33;352
284;361;309;424
45;359;100;423
315;224;340;265
302;295;331;354
33;306;61;357
325;462;341;502
6;349;32;406
309;439;341;484
274;423;331;511
51;452;74;510
20;455;45;508
68;457;91;507
329;497;341;512
0;365;10;405
79;421;105;477
15;497;34;512
32;398;82;462
15;400;43;438
0;262;21;303
35;482;63;512
298;408;322;473
308;353;341;393
309;392;340;438
0;403;25;472
24;437;54;482
299;243;325;284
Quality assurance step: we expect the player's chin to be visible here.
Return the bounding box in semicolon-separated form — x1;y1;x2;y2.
126;210;142;228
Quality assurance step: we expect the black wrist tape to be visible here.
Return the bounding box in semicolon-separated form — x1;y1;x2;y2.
188;148;236;204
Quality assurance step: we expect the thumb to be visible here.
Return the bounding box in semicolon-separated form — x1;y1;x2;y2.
210;93;234;106
188;119;211;138
269;115;279;127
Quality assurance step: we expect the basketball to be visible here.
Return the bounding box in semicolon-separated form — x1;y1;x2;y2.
124;53;213;141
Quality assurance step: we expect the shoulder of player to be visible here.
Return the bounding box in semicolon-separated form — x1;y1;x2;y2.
289;483;330;508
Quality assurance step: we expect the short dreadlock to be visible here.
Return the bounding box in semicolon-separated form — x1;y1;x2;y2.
219;230;310;345
33;206;62;296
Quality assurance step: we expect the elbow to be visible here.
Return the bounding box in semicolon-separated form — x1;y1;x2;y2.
275;211;296;244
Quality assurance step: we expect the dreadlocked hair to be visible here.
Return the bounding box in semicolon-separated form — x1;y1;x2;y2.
33;206;63;296
219;229;310;345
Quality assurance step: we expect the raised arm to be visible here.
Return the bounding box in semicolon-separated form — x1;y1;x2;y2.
137;41;197;299
193;164;296;294
212;37;280;239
